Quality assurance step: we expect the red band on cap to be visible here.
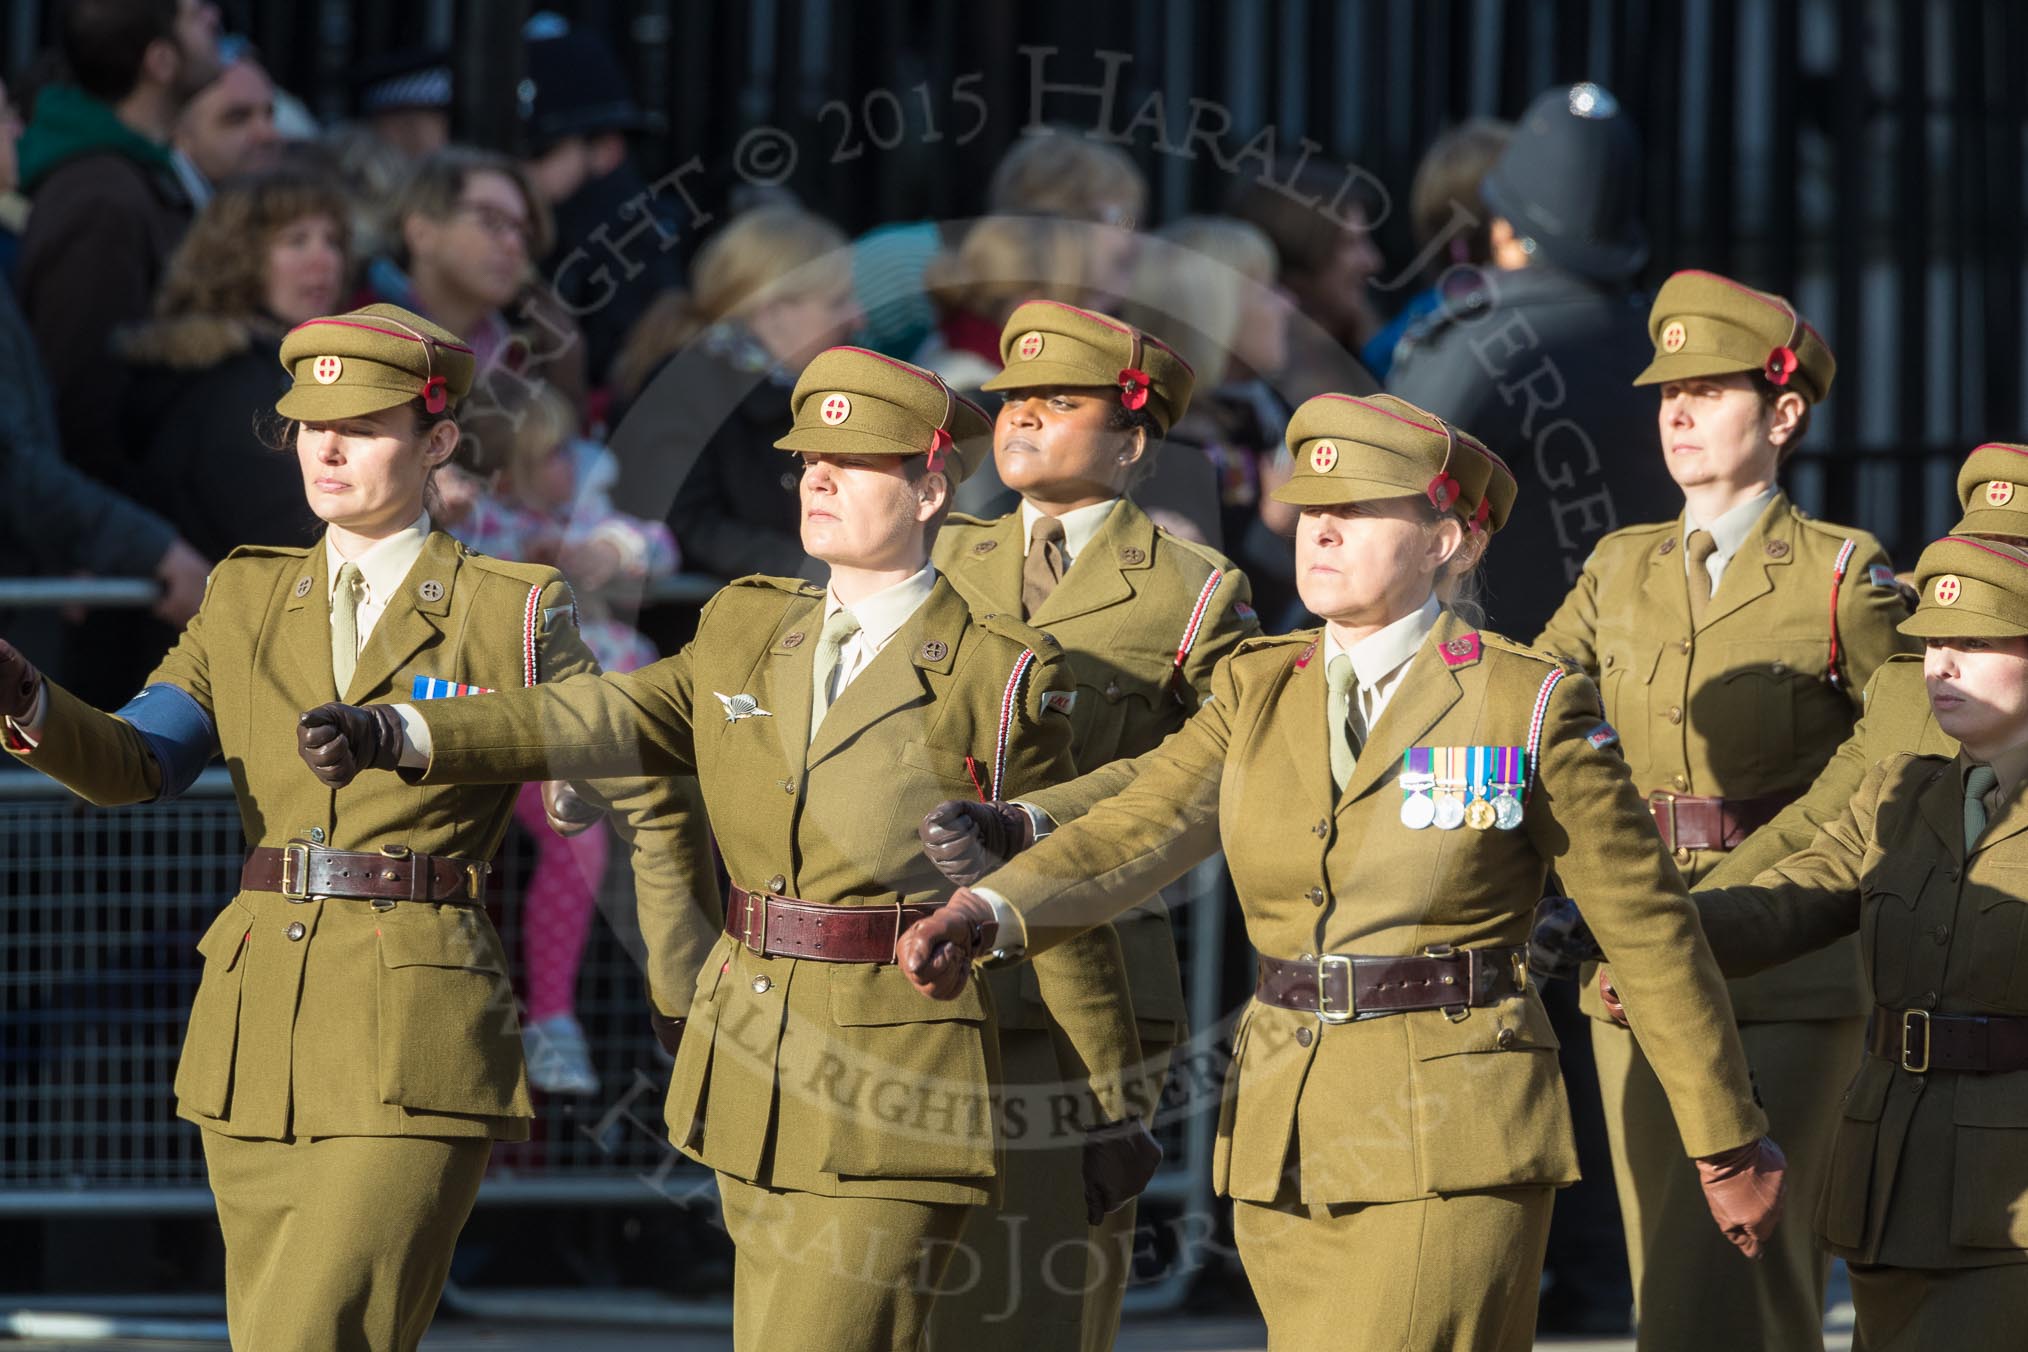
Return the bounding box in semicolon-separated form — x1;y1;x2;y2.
1118;367;1152;412
421;375;448;414
1764;345;1799;387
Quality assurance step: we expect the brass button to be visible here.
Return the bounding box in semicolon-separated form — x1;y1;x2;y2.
1307;886;1325;907
1770;660;1788;676
1603;653;1616;668
1312;819;1329;839
1934;924;1951;944
781;780;796;795
1496;1027;1518;1050
1922;991;1939;1009
1105;680;1122;699
766;874;786;894
1295;1027;1313;1047
1673;846;1694;866
751;975;772;994
1671;774;1689;792
1678;638;1693;654
285;922;306;941
1666;705;1683;724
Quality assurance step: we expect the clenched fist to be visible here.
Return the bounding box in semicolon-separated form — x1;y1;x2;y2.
918;799;1034;886
297;702;406;788
1696;1136;1788;1260
1082;1116;1164;1224
896;888;999;999
0;639;43;721
543;779;603;837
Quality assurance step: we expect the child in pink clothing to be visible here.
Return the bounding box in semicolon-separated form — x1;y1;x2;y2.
450;382;677;1094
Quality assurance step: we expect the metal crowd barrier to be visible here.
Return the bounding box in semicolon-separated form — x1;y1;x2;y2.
0;765;1231;1328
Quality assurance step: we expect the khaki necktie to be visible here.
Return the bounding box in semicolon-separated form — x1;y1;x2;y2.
809;608;862;739
331;561;365;694
1685;529;1718;626
1023;515;1067;618
1965;763;2000;853
1327;654;1357;792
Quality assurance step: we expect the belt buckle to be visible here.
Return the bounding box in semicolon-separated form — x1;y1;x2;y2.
279;842;311;900
1649;792;1678;849
1316;953;1355;1024
465;862;490;900
742;890;770;955
1901;1009;1931;1073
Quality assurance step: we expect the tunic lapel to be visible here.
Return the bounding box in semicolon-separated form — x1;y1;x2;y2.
763;595;823;773
344;532;460;703
1275;635;1336;822
1639;531;1695;641
1337;618;1467;813
267;543;338;710
1917;760;1969;865
1699;495;1788;630
1029;500;1146;627
948;513;1026;615
805;579;963;770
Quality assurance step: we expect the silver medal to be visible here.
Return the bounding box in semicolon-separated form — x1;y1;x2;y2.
1494;794;1524;830
1433;794;1466;830
1401;792;1437;830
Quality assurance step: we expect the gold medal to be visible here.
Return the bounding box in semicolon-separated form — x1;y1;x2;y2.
1466;798;1497;830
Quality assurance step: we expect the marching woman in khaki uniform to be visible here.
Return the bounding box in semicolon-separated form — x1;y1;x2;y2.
295;347;1153;1352
1692;535;2028;1349
925;299;1258;1351
0;304;714;1352
1711;442;2028;883
900;392;1785;1352
1534;269;1914;1349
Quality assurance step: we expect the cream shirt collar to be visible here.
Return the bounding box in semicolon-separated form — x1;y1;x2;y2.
1019;497;1119;565
823;562;938;651
326;511;432;603
1683;488;1777;586
1322;593;1443;692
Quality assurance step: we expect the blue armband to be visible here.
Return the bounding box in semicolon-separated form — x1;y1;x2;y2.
115;684;219;801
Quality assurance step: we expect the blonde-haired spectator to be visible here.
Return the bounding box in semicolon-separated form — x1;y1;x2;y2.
913;215;1093;388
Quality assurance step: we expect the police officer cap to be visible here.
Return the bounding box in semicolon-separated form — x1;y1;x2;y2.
521;28;654;151
1634;269;1836;403
276;303;476;421
1272;392;1519;534
1480;83;1648;284
1901;536;2028;639
980;300;1196;434
775;346;993;484
1953;443;2028;539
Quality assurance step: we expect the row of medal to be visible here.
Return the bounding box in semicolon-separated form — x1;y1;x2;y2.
1400;746;1527;831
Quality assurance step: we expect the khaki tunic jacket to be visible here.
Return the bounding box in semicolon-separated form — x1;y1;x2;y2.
936;497;1259;1042
1537;492;1914;1021
1696;753;2028;1268
406;574;1138;1206
986;610;1766;1205
6;532;721;1141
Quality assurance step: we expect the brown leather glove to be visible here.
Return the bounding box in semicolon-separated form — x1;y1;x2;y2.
1528;895;1603;982
918;799;1035;886
897;887;998;999
1082;1116;1164;1224
0;639;44;721
648;1010;685;1059
296;702;406;788
1598;969;1629;1026
544;779;603;837
1696;1136;1787;1260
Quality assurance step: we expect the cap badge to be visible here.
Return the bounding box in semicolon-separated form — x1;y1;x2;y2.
312;355;343;384
1935;575;1962;605
1016;331;1045;360
1117;366;1152;412
1660;321;1687;353
1309;441;1339;473
1764;345;1800;387
819;393;852;426
1989;481;2016;507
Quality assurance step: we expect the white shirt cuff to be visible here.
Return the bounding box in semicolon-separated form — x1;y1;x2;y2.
392;704;432;768
970;886;1030;955
1013;801;1054;841
4;684;50;750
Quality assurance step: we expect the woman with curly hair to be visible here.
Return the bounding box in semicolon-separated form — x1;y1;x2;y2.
118;165;349;561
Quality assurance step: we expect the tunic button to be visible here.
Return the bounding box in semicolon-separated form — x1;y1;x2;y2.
1307;886;1326;907
767;874;787;894
782;780;796;795
285;922;306;941
1496;1028;1518;1050
1312;819;1329;839
309;827;326;844
1678;638;1693;655
1934;924;1951;944
752;975;772;994
1673;846;1694;866
1922;991;1939;1009
1946;866;1961;882
1666;705;1683;724
1671;774;1689;792
1295;1027;1313;1048
1770;660;1788;676
1105;680;1122;699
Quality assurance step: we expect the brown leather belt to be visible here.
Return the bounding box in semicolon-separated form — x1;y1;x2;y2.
241;842;489;904
1256;945;1529;1023
724;885;941;963
1867;1006;2028;1074
1647;790;1795;852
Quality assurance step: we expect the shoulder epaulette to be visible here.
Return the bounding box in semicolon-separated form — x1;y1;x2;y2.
727;573;826;597
942;512;995;530
971;610;1062;655
1233;631;1312;657
459;552;561;587
222;542;313;563
1478;631;1575;670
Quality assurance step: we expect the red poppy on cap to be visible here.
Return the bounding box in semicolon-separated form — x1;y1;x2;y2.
1427;472;1462;513
1764;345;1799;387
422;375;449;414
925;426;952;475
1118;367;1152;412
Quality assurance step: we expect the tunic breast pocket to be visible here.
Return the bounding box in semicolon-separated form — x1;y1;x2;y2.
1965;866;2028;1011
173;902;254;1120
1860;855;1932;1005
1709;641;1829;769
374;908;530;1119
1071;661;1171;766
1597;639;1658;733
